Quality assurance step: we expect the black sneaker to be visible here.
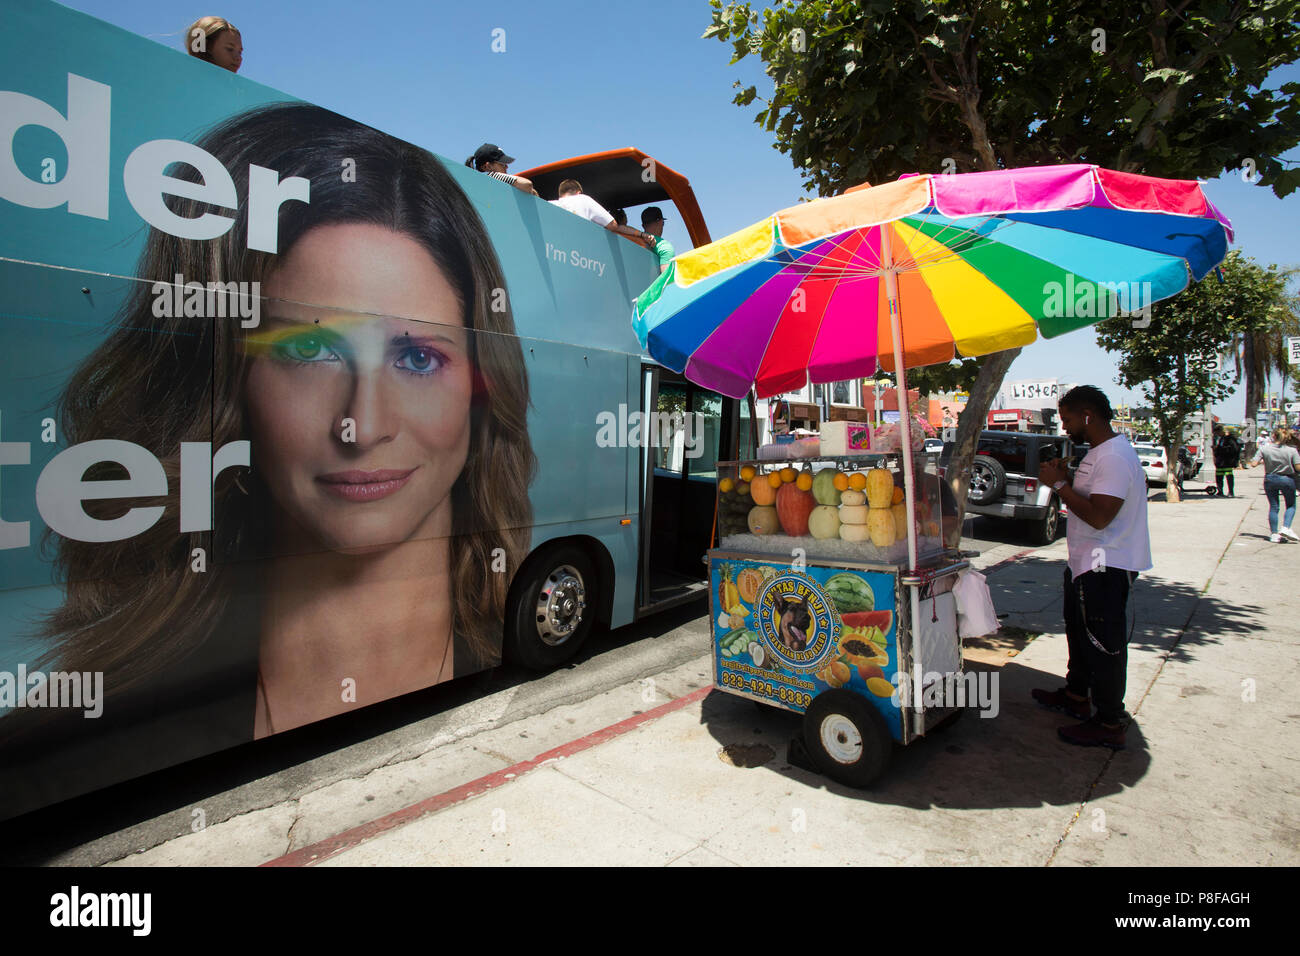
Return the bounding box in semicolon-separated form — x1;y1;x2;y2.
1031;687;1091;720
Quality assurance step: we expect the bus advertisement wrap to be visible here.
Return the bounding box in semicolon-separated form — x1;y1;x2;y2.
0;0;665;819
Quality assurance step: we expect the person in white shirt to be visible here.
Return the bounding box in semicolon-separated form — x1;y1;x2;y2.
550;180;656;244
1033;385;1152;750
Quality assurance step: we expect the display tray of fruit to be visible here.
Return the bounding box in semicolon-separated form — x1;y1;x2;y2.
716;460;944;565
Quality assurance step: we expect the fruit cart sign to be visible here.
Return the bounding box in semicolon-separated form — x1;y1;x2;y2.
711;557;903;739
755;573;837;672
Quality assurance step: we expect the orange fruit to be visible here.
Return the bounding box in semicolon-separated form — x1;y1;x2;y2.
795;472;814;491
720;477;735;493
766;472;783;489
848;472;867;491
739;465;756;482
832;472;849;491
891;486;904;504
779;466;796;483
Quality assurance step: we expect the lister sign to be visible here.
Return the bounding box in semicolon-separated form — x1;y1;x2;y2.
1006;380;1059;403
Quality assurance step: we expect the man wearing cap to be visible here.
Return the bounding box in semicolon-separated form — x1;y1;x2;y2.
641;207;675;274
465;143;538;195
550;180;656;244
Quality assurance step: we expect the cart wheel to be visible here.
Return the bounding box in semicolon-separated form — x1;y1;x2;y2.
1205;484;1218;497
802;689;892;788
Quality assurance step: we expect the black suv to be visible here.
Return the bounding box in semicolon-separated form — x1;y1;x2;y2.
940;430;1074;545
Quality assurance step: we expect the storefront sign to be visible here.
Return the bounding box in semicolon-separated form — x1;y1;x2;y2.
1006;380;1059;402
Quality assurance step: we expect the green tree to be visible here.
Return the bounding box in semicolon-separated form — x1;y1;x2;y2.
1096;253;1295;500
1215;254;1300;430
705;0;1300;516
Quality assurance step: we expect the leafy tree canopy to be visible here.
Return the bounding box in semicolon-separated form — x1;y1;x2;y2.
706;0;1300;196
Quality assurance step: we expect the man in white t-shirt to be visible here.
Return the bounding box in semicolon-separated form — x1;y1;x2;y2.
550;180;657;244
1033;385;1152;750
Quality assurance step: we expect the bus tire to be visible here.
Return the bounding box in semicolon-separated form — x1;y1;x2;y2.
802;689;892;788
505;545;597;671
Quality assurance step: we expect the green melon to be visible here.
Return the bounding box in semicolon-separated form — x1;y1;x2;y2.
812;468;842;506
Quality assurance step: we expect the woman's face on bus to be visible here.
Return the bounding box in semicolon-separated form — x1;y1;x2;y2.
210;29;242;72
245;223;474;555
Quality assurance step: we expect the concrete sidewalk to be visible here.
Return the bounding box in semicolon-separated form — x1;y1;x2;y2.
111;472;1299;866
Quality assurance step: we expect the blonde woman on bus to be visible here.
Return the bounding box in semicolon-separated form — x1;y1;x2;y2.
9;103;535;746
185;16;242;72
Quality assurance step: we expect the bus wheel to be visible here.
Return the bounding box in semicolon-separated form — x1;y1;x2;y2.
506;545;597;670
802;689;892;789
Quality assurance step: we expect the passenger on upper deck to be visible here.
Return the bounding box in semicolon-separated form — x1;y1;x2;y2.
185;15;242;73
641;206;675;274
551;180;655;245
465;144;538;196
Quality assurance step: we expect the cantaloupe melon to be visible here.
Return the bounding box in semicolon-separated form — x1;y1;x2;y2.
866;468;895;509
808;505;841;540
749;476;776;506
747;505;779;535
839;523;871;542
891;502;908;540
839;505;869;525
867;508;896;546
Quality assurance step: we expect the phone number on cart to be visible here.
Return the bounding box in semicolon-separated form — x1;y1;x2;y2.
720;672;812;709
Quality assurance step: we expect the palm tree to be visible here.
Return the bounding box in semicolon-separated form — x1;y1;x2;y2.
1216;259;1300;446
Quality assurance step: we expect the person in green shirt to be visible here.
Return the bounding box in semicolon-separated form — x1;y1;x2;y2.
641;206;675;273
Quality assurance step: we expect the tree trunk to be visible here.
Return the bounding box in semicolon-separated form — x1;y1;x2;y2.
944;347;1019;548
1165;442;1183;502
1243;333;1261;458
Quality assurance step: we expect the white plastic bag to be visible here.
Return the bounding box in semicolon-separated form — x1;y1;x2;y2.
952;568;1000;638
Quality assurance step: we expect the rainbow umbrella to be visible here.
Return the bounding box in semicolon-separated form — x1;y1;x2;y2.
634;163;1231;668
633;164;1232;400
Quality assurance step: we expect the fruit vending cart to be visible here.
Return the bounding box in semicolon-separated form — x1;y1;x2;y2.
632;166;1232;787
708;449;969;787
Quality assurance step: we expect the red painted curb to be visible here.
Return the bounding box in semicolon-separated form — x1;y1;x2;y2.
261;684;714;867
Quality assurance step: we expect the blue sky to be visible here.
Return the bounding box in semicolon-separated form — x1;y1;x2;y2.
58;0;1300;421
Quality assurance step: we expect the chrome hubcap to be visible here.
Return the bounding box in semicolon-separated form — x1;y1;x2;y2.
535;564;586;646
971;464;993;495
819;714;863;765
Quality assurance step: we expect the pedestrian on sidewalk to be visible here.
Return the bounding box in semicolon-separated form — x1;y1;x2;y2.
1211;424;1242;497
1033;385;1152;750
1248;428;1300;542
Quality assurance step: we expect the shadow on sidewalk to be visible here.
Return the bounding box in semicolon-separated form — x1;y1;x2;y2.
698;668;1151;812
983;552;1265;663
697;547;1265;809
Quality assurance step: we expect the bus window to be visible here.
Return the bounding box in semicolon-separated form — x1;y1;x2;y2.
738;395;758;460
654;383;688;475
688;390;723;481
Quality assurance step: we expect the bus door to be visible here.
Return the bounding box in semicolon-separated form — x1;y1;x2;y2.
637;366;747;614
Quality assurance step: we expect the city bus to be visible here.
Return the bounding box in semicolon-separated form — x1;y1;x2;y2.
0;0;745;820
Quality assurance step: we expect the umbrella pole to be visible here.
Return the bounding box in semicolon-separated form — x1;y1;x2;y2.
881;225;925;731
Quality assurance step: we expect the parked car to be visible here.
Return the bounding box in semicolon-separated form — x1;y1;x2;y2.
1133;443;1169;486
940;430;1072;546
923;437;945;454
